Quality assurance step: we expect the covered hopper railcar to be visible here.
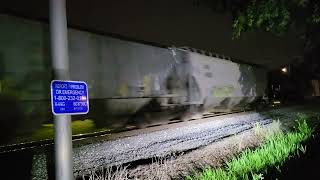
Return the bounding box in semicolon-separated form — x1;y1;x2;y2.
0;15;267;134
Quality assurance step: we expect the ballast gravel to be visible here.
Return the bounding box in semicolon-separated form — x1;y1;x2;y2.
73;112;273;174
31;105;318;179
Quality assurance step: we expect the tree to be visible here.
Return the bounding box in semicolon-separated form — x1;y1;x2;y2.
196;0;320;77
195;0;320;38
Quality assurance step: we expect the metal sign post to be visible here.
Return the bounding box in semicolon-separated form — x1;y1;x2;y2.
49;0;73;179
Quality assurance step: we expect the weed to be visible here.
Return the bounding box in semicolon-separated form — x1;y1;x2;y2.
253;122;264;137
80;165;128;180
188;118;313;180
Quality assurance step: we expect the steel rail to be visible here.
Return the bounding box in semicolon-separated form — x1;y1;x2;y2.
0;110;250;154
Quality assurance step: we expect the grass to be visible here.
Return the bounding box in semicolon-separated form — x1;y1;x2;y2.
32;119;96;140
16;119;111;142
187;115;313;180
79;165;129;180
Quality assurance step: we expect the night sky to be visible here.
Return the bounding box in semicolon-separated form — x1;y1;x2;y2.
1;0;302;69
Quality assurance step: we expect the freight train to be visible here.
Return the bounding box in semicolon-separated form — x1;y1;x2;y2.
0;14;267;137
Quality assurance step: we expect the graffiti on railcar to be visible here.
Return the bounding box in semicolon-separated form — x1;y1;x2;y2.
212;86;235;97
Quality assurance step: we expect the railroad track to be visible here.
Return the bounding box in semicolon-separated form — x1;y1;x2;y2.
0;109;250;154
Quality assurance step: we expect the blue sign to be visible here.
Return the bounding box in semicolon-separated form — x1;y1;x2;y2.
51;80;89;115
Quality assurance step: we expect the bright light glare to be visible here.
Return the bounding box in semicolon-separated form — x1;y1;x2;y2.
273;101;281;104
80;96;87;101
281;67;288;73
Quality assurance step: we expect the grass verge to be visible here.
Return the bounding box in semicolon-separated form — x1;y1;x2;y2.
15;119;111;142
187;115;313;180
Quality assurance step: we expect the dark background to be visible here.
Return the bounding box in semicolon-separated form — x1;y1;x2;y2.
0;0;303;69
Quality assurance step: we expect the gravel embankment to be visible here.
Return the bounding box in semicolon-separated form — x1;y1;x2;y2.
31;105;319;179
73;112;273;174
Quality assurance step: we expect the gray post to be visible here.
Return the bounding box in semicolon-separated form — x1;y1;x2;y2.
49;0;73;180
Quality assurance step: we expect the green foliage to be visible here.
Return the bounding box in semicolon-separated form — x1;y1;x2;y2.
15;119;111;142
309;3;320;23
187;117;313;180
233;0;291;38
0;78;26;98
232;0;320;38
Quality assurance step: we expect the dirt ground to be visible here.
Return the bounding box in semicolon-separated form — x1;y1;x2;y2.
127;121;281;180
77;104;320;180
